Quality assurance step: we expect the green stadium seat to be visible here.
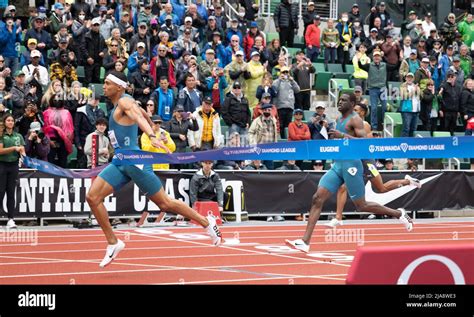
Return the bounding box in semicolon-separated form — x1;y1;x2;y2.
100;67;106;81
333;72;352;80
330;78;350;90
293;35;305;49
285;47;300;58
313;63;326;73
384;112;403;137
345;64;355;74
76;66;85;81
415;130;431;138
90;84;104;101
433;131;451;137
266;32;279;44
327;64;343;73
98;102;108;116
221;125;229;139
304;110;315;121
314;72;333;91
67;145;78;168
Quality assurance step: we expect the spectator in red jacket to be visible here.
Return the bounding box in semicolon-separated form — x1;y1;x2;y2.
305;15;321;62
288;109;310;141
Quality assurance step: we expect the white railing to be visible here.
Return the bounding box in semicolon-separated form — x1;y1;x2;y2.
329;0;338;20
223;0;240;21
383;115;395;138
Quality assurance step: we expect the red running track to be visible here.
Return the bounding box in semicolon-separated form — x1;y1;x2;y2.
0;221;473;285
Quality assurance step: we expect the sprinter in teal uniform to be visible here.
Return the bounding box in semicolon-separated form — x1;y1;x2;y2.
286;93;413;253
87;71;222;268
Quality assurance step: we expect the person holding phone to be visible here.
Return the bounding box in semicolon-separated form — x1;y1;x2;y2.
162;105;198;157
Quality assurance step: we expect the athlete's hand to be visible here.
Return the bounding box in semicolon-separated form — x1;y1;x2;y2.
328;129;344;138
151;137;171;153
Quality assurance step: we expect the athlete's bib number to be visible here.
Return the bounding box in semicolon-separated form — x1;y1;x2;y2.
108;130;120;149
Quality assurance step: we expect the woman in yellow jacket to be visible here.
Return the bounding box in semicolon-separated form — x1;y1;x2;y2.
138;115;176;227
245;51;267;111
352;42;371;93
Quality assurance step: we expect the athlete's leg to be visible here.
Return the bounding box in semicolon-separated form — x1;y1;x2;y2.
335;185;347;221
302;186;333;244
352;197;402;218
371;175;409;193
148;188;210;227
86;177;117;244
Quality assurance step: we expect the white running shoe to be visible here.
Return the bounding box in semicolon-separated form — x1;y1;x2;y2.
285;239;310;253
398;208;413;232
99;239;125;268
6;219;17;229
326;218;343;227
206;215;222;246
405;175;422;188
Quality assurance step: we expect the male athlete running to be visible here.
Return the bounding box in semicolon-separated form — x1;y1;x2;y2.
286;93;413;253
87;71;222;267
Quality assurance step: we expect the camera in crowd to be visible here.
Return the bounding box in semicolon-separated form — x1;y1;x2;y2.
32;130;45;140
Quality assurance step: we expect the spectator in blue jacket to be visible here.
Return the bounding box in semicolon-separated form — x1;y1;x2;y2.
224;18;244;46
171;0;186;22
159;3;181;26
20;38;46;68
201;32;227;68
438;44;455;83
195;0;208;22
206;67;228;113
114;0;138;29
127;42;149;76
0;14;22;74
150;76;175;122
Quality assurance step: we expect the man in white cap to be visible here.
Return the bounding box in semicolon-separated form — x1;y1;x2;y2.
224;18;243;46
399;48;420;80
199;48;219;78
22;50;49;90
130;21;151;57
400;72;421;137
224;50;249;93
409;19;425;45
24;16;52;62
84;17;106;84
414;57;432;90
302;2;317;38
224;34;244;66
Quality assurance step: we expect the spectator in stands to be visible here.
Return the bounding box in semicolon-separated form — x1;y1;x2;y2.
292;51;315;111
369;2;391;31
427;55;442;91
309;104;329;140
138;3;153;27
22;49;49;93
273;0;298;47
155;31;177;59
256;74;277;104
249;36;269;67
84;17;106;85
0;113;25;229
440;13;457;47
20;38;45;68
459;45;472;78
177;73;203;113
41;79;63;110
103;39;127;78
74;89;105;168
439;45;455;82
185;3;206;36
243;22;265;61
201;33;227;69
127;42;148;75
272;66;300;138
381;34;401;82
277;160;301;171
422;13;437;37
159;3;180;26
150;44;176;88
383;158;396;170
179;17;200;43
312;160;325;170
163;105;198;156
84;116;110;168
244;159;267;170
225;35;245;67
249;103;278;158
348;3;362;25
353;43;370;93
272;55;288;79
16;101;44;138
188;96;222;151
105;28;129;60
213;3;227;31
224;18;243;47
176;28;201;58
224;50;249;93
222;81;251;145
216;132;244;169
50;50;78;87
65;81;83;118
71;10;90;65
409;20;425;45
322;19;339;68
420;79;440;135
288;108;310;141
0;13;21;74
114;0;138;29
141;115;175;170
414;57;432;91
72;0;91;20
439;69;462;135
365;27;385;57
303;2;317;39
336;12;353;72
49;37;76;66
130;22;151;58
189;160;224;213
400;49;420;81
11;70;38;119
426;30;441;54
203;16;223;44
130;59;154;108
145;99;157;117
400;73;421;137
0;77;12;117
458;14;474;49
305;15;321;62
24;16;52;64
358;50;387;131
244;51;266;110
416;37;428;58
43;95;74;168
351;18;366;51
150;77;174;122
452;56;466;87
461;78;474;135
252;92;280;133
206;66;228;113
401;10;418;38
25;121;50;162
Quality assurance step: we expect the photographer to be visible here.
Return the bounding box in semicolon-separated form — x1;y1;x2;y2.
272;66;300;139
16;101;45;138
309;104;331;140
50;49;78;88
97;6;118;41
292;51;315;111
25;121;50;161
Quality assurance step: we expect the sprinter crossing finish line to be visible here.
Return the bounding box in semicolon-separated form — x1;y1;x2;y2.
86;72;222;268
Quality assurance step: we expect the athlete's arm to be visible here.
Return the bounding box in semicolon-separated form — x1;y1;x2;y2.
139;106;155;129
338;116;366;139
